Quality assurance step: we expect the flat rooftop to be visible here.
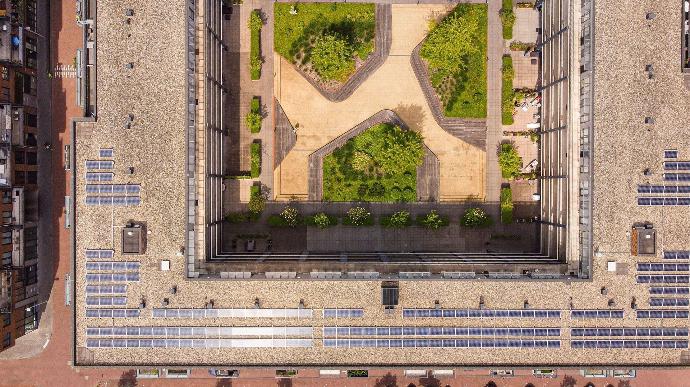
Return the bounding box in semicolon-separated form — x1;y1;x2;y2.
72;0;690;367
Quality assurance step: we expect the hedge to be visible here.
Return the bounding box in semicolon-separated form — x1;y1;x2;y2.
500;186;514;224
249;10;263;80
250;142;261;178
501;55;515;125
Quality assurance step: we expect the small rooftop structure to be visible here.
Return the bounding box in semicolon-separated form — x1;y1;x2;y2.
122;223;145;255
631;224;655;256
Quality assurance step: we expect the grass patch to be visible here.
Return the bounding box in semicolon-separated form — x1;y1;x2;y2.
500;0;515;40
322;123;424;202
250;142;261;178
500;186;513;224
274;3;375;82
420;4;487;118
246;96;262;133
249;10;263;80
501;55;515;125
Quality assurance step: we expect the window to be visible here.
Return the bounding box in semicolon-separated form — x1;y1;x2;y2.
23;74;36;96
3;312;10;327
14;171;24;185
14;151;24;165
1;87;9;102
2;332;10;348
26;152;37;166
2;211;10;224
1;251;10;266
27;171;37;184
24;113;37;128
1;67;8;81
1;231;11;245
25;38;37;69
1;191;10;204
23;264;37;285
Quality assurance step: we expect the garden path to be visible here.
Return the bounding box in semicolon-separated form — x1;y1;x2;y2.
274;4;486;201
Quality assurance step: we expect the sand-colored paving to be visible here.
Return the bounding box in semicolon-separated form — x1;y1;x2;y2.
274;4;485;201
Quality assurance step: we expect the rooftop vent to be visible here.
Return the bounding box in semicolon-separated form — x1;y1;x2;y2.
125;9;135;17
644;116;655;124
125;63;134;69
645;12;656;20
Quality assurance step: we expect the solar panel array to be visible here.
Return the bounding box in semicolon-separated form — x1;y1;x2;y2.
665;150;679;159
637;197;690;206
571;340;688;349
85;273;140;283
86;338;313;348
323;327;560;337
85;249;115;259
84;196;141;206
323;309;364;318
664;162;690;170
637;185;690;194
87;326;313;337
323;339;560;349
86;262;141;271
650;287;690;295
571;328;689;337
85;309;140;318
402;309;561;318
151;308;314;319
86;160;115;170
86;296;127;306
85;172;114;182
570;310;624;318
649;298;690;307
85;285;128;295
664;251;690;260
99;148;114;158
663;173;690;182
637;263;690;271
637;275;689;284
85;184;141;194
636;310;690;318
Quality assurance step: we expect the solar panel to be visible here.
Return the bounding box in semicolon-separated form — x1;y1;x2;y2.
401;309;561;318
322;326;560;337
323;339;560;349
85;160;114;170
665;150;679;159
85;285;127;294
571;328;688;337
85;249;115;259
85;273;139;283
650;287;690;295
85;172;114;182
637;263;690;271
664;162;690;170
637;275;690;284
323;308;364;318
151;308;313;319
649;298;690;307
664;251;690;260
99;148;114;158
84;309;140;318
637;310;690;318
572;340;688;349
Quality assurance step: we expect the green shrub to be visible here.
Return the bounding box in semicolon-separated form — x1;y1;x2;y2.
500;0;515;40
461;207;493;228
248;185;265;214
249;10;263;80
310;33;354;81
246;111;262;133
380;210;412;228
420;4;487;118
250;96;260;112
501;56;515;125
274;3;375;82
323;123;423;202
498;142;523;180
500;187;513;224
416;210;450;230
268;205;301;227
509;41;535;51
226;212;251;223
250;142;261;178
306;212;338;228
343;206;373;226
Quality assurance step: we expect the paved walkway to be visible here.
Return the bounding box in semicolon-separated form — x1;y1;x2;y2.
484;0;504;202
275;4;485;201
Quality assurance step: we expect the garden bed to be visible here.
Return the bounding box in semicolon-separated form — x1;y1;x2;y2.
501;55;515;125
249;10;263;80
274;3;375;87
322;123;424;202
500;186;514;224
420;4;488;118
250;142;261;178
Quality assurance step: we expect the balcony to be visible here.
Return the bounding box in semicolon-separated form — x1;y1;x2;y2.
0;23;23;66
0;103;22;146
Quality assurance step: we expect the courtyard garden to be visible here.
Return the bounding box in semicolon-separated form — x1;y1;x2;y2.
322;123;424;202
274;3;376;83
420;4;487;118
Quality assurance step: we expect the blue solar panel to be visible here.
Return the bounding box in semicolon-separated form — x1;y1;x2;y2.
665;150;679;159
402;309;560;318
637;310;690;318
650;287;690;295
571;310;624;318
637;263;690;271
649;298;690;307
572;340;688;349
637;275;690;284
664;251;690;260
